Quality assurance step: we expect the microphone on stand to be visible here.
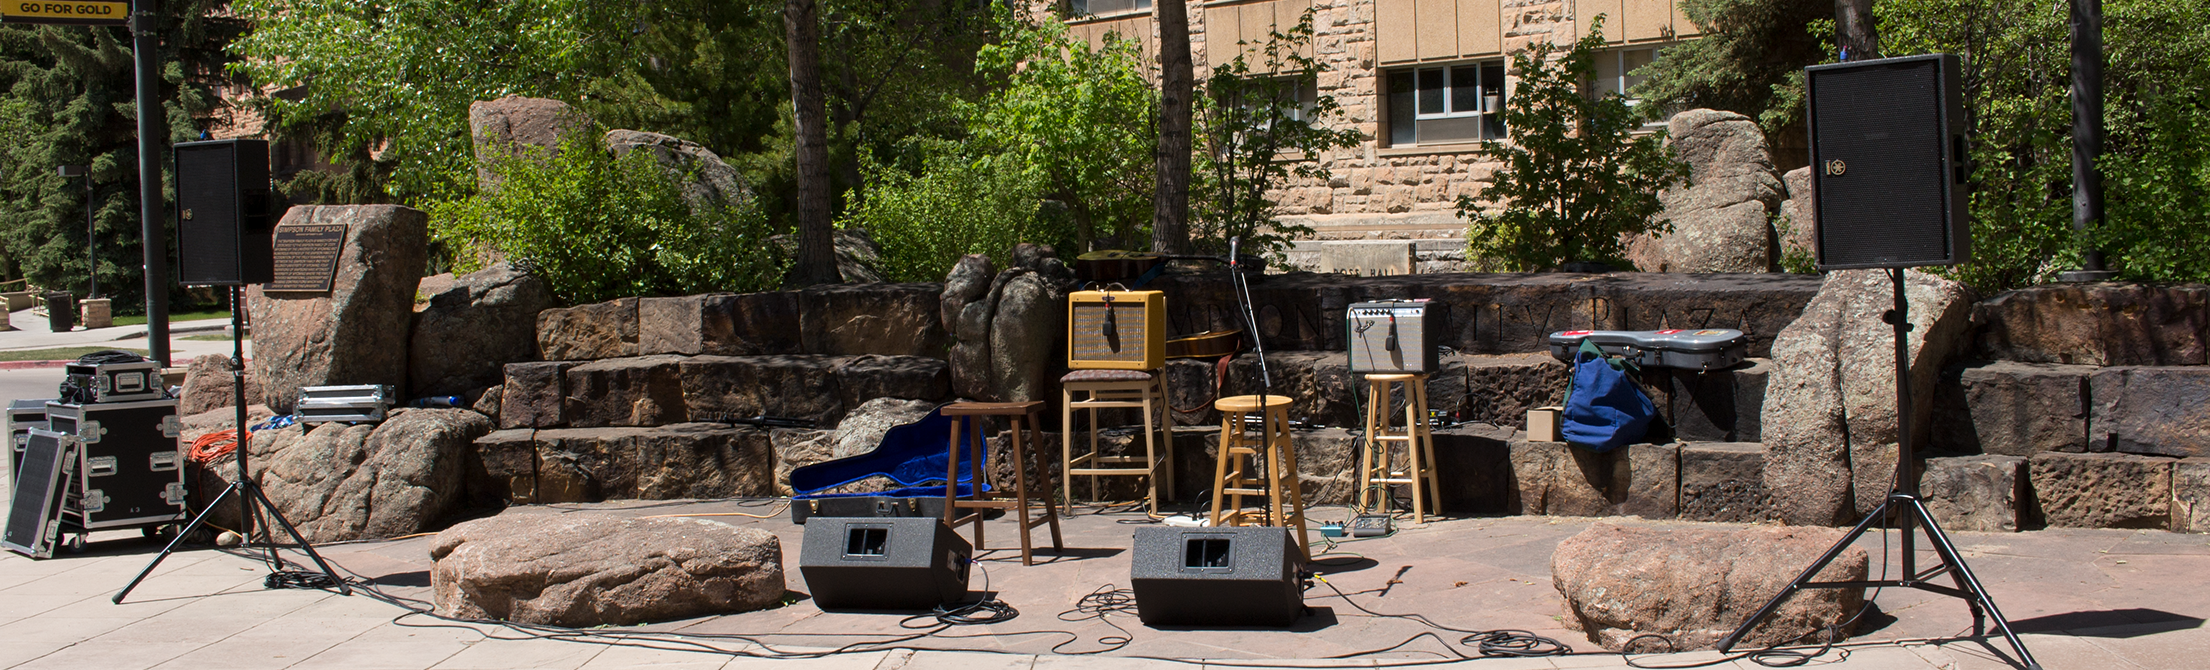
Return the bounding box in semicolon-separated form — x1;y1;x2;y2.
1228;236;1241;269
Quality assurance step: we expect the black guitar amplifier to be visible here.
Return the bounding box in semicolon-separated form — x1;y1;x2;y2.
9;398;52;486
1348;300;1443;374
44;400;187;531
62;359;165;404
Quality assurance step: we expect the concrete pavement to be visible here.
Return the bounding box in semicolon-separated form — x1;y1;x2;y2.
1;503;2201;670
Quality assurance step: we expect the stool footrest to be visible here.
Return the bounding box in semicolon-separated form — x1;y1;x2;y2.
1071;468;1157;476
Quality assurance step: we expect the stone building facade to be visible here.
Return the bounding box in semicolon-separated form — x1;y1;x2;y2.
1059;0;1701;271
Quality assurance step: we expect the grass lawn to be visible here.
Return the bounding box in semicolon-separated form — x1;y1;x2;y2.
0;346;148;362
110;309;232;327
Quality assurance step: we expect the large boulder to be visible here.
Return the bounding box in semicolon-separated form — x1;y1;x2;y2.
469;96;592;190
941;245;1071;403
1552;523;1867;651
430;510;784;626
1973;283;2208;366
249;205;430;414
410;262;555;398
1626;109;1785;273
1761;270;1976;525
1776;166;1817;267
604;130;753;217
178;354;260;416
258;408;495;542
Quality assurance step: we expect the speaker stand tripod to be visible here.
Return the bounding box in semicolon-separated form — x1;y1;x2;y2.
114;286;349;603
1716;269;2036;670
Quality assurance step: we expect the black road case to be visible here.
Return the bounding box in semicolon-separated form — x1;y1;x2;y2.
8;397;53;485
44;400;187;531
3;428;78;558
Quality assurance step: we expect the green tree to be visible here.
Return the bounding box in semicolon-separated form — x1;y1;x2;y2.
1191;10;1361;259
1882;0;2210;290
0;3;243;307
971;8;1155;252
1631;0;1833;139
1457;20;1689;271
428;132;787;304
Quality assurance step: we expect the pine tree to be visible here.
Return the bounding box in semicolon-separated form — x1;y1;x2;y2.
0;2;245;309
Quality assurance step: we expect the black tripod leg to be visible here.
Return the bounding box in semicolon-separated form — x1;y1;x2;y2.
114;481;242;603
1904;498;2040;670
242;482;352;595
1717;499;1893;652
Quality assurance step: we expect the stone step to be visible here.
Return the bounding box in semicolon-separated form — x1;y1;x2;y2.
535;284;948;361
470;423;783;506
499;354;950;429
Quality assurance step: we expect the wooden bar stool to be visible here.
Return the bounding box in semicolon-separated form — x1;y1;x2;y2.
1358;373;1442;523
1060;369;1173;515
1209;394;1311;560
942;401;1063;565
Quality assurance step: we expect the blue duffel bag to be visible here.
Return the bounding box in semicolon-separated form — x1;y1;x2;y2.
1561;337;1657;452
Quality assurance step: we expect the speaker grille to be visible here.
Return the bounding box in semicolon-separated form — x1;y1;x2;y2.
175;143;240;285
1808;55;1967;269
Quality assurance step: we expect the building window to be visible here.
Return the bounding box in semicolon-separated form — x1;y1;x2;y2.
1594;45;1675;125
1386;61;1506;146
1069;0;1151;16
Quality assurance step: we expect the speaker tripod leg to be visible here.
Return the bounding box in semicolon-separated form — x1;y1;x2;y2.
115;479;243;603
240;480;351;595
1902;496;2039;670
1717;497;1894;652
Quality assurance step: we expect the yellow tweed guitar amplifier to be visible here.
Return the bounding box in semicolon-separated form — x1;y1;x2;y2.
1068;289;1166;370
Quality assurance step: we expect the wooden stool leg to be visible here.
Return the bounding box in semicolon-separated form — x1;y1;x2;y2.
1009;414;1034;565
1401;377;1426;524
945;417;962;527
1419;380;1441;523
1033;409;1063;552
1155;375;1174;501
1061;388;1076;515
1273;408;1311;560
1210;411;1235;527
1358;378;1380;513
969;418;988;551
1139;382;1161;516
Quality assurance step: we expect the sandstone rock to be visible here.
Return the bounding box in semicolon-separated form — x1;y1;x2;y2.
1628;109;1785;273
411;262;555;398
768;428;835;496
521;423;778;502
637;292;803;357
536;297;639;361
1505;441;1680;518
180;405;282;531
833;359;951;423
466;428;539;507
1460;353;1569;426
1930;361;2090;456
680;355;840;427
430;511;783;626
1430;424;1516;513
604;130;752;217
471;385;502;418
2174;459;2210;533
178;354;260;416
1667;360;1767;443
1552;523;1866;651
985;269;1065;404
1920;455;2026;533
1144;271;1823;358
1777;166;1817;267
1974;283;2209;366
469;96;592;191
1762;270;1975;525
828;398;939;461
1680;442;1768;523
249;205;429;414
798;283;947;356
563;355;688;427
259;409;494;542
941;255;995;335
500;361;576;429
2090;367;2210;458
2029;452;2172;529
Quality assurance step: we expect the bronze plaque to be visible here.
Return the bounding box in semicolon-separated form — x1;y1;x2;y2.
267;224;347;293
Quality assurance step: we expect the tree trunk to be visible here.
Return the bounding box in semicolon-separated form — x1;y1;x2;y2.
1151;0;1194;255
1835;0;1880;61
786;0;841;285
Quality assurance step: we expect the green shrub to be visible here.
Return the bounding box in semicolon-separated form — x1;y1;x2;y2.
428;133;786;304
844;144;1068;283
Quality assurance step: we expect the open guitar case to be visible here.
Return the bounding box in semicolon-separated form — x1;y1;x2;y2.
785;404;989;523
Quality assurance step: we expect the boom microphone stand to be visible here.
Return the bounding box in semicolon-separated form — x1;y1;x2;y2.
115;286;349;603
1716;268;2036;669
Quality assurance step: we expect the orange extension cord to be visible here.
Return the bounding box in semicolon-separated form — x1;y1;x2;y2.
188;428;247;463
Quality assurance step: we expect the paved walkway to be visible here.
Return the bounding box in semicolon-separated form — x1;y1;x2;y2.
1;502;2200;670
0;307;241;362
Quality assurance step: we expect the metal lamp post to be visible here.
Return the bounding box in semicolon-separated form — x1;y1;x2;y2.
57;165;96;299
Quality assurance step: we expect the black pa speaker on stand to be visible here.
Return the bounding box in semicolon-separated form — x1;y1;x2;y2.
1806;54;1970;270
1129;525;1303;627
1722;55;2042;670
799;516;971;611
174;139;275;286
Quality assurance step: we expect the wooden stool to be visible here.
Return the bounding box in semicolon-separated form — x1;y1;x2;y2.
1060;369;1174;515
942;401;1064;565
1358;373;1442;523
1209;394;1311;560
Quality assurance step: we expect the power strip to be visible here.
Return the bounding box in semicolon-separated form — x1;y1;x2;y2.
1347;514;1393;537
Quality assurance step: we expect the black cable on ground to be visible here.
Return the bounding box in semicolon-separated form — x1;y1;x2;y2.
1312;575;1572;659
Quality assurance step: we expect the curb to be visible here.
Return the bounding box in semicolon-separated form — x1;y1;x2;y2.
0;360;72;370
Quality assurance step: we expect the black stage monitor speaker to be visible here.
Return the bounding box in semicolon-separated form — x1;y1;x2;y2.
175;139;274;286
799;516;971;611
1806;54;1970;270
1129;525;1303;627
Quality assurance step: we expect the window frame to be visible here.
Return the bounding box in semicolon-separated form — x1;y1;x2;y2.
1384;58;1509;148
